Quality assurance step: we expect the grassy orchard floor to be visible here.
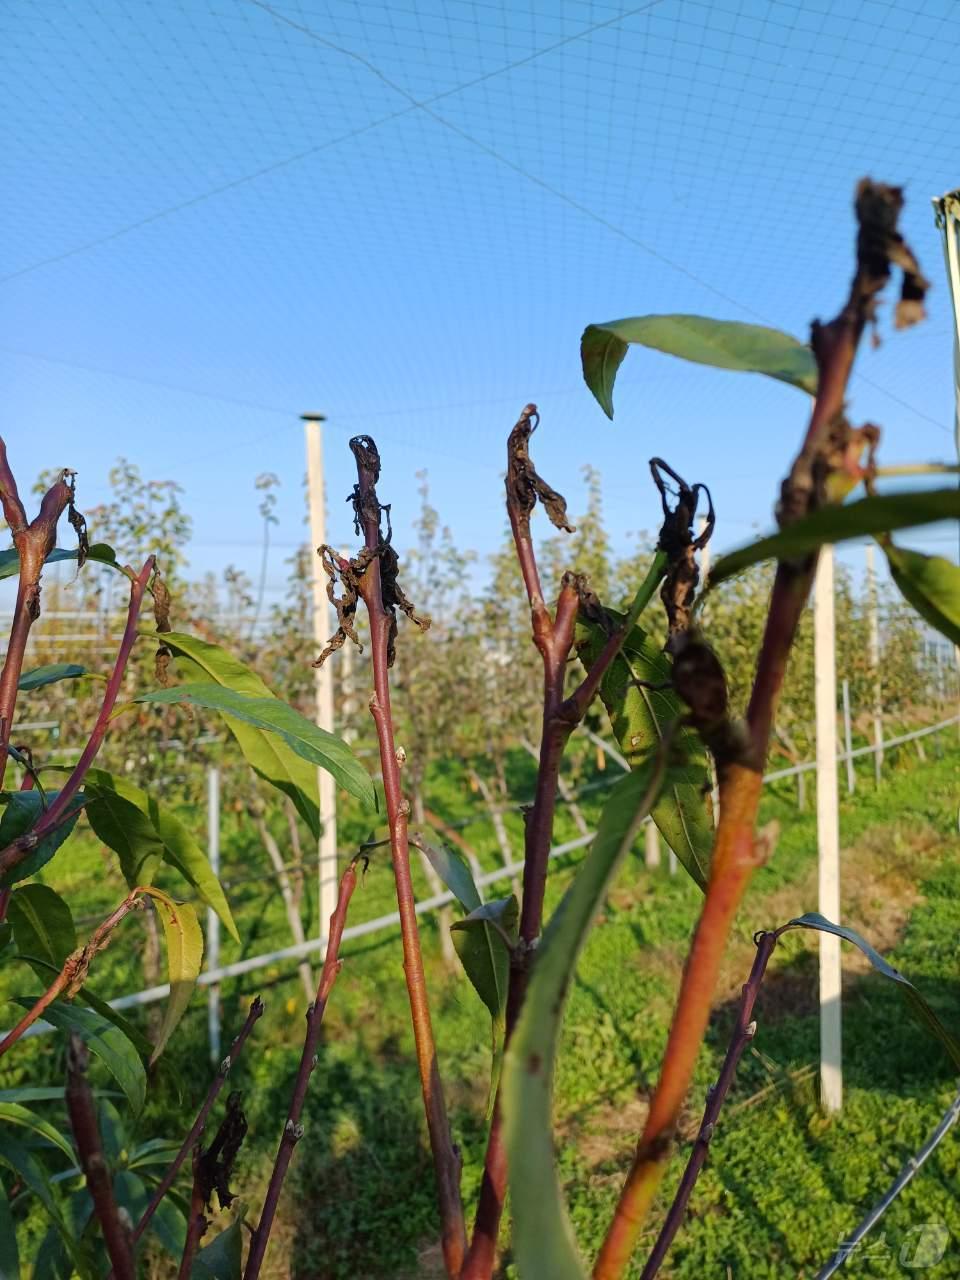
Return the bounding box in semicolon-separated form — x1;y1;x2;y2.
3;733;959;1278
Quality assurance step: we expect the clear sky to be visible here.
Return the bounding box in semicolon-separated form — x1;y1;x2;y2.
3;0;959;607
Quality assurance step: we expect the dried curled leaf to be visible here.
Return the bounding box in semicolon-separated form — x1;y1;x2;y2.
853;179;928;330
506;404;574;534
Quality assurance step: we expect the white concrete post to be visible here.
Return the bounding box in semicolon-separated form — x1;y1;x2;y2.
815;546;842;1112
841;677;855;795
206;766;221;1067
644;820;661;869
865;543;884;785
303;415;338;949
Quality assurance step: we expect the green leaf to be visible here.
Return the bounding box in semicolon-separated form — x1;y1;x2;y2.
0;1087;119;1104
784;914;960;1069
581;315;816;419
884;542;960;646
450;896;518;1025
13;1001;146;1114
135;681;376;813
17;664;88;692
0;1185;19;1280
153;631;324;835
710;489;960;585
83;769;238;942
0;543;121;582
8;885;76;968
139;887;203;1065
127;1137;183;1170
0;1103;76;1166
417;838;482;912
576;611;712;888
147;631;377;826
112;1169;186;1259
0;1138;89;1275
192;1219;243;1280
0;791;87;888
503;760;665;1280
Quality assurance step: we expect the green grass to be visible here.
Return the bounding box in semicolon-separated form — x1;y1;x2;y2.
3;735;959;1277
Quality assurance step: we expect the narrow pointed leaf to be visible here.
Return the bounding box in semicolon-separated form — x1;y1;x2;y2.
0;791;87;888
581;315;816;418
139;887;203;1065
18;664;88;692
417;838;482;912
0;1185;19;1280
0;1102;76;1165
576;611;712;888
8;885;76;968
784;913;960;1068
83;769;238;941
135;681;375;812
0;1138;90;1274
710;489;960;585
503;760;664;1280
192;1219;243;1279
13;1000;146;1113
450;896;517;1024
884;543;960;646
0;543;120;581
151;631;324;835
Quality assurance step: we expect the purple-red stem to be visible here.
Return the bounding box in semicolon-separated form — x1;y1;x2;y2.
177;1151;208;1280
463;407;655;1279
0;438;74;789
348;438;467;1277
639;930;780;1279
0;555;154;881
0;891;144;1059
242;859;359;1280
66;1032;135;1280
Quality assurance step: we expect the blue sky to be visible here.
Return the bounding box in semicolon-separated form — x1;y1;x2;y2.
2;0;959;608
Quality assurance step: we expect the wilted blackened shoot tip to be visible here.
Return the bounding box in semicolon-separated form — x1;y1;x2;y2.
649;459;714;648
506;403;574;535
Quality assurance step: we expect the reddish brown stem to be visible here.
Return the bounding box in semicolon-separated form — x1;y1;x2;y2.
242;859;360;1280
131;997;264;1248
66;1033;135;1280
594;179;923;1280
346;437;467;1278
639;930;779;1279
177;1151;208;1280
0;555;154;881
464;412;595;1279
0;438;75;788
0;891;144;1059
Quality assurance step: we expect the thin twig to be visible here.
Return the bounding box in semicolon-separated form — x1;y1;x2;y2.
177;1148;209;1280
640;931;780;1279
66;1032;134;1280
0;438;76;788
0;555;155;881
131;997;264;1247
242;858;361;1280
0;891;145;1059
344;434;467;1278
594;180;927;1279
814;1086;960;1278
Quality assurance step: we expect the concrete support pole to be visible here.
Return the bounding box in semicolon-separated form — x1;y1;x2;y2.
303;414;338;950
841;677;855;795
206;766;221;1067
644;820;661;869
865;543;884;786
815;546;842;1113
